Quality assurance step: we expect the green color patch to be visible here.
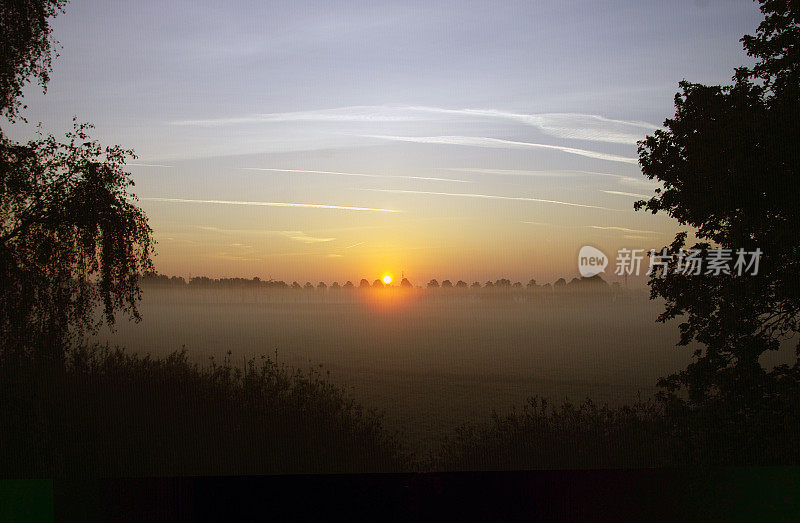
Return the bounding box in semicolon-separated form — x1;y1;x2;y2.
0;480;54;522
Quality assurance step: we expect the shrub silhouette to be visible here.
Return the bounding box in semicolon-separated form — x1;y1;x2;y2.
432;394;800;469
0;345;408;477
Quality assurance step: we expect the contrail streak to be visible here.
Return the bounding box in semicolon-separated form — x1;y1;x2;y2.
363;189;624;211
363;135;639;164
240;167;471;183
142;197;400;213
587;225;658;234
601;190;652;199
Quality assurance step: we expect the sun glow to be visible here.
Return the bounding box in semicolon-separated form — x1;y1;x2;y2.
382;275;392;284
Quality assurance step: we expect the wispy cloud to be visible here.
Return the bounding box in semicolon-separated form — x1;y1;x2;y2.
241;167;470;183
587;225;658;234
364;135;638;164
521;221;581;228
363;189;624;211
198;226;335;244
406;106;658;144
280;231;336;243
601;190;652;199
127;163;174;168
345;241;366;249
446;168;572;177
448;168;659;191
616;176;660;189
198;226;336;243
171;105;658;145
170;106;434;126
212;252;263;262
143;197;400;213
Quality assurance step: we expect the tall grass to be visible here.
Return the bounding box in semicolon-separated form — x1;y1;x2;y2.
0;346;409;477
431;393;800;470
2;345;798;476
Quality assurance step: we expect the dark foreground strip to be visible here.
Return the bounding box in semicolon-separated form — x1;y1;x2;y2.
4;469;800;522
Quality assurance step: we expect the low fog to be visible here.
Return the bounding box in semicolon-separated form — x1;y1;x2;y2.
94;284;707;451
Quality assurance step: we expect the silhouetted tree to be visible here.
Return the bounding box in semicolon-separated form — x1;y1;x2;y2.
330;281;340;290
304;282;314;290
484;281;494;288
0;1;155;360
456;280;467;288
471;281;481;288
513;282;522;288
553;278;566;288
636;0;800;404
343;281;354;289
527;279;537;288
291;281;301;290
427;279;439;288
0;0;67;121
400;277;412;288
317;282;327;290
570;275;607;288
495;278;511;288
0;124;154;360
441;280;453;288
359;279;370;288
372;279;383;288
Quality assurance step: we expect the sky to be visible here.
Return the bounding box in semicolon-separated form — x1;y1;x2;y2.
9;0;764;284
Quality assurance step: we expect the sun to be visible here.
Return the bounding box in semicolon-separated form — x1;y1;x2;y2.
382;275;392;284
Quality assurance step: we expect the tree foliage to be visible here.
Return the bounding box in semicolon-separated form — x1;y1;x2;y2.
0;0;154;359
636;0;800;403
0;123;154;358
0;0;67;121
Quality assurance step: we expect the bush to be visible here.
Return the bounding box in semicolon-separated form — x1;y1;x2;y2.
431;394;800;470
0;346;409;477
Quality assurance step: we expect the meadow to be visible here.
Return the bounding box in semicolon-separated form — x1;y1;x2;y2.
97;285;696;453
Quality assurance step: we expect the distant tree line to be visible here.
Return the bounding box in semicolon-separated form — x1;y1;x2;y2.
141;272;617;290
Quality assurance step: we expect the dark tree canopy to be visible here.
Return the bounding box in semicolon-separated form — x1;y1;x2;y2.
0;122;154;358
1;0;155;359
636;0;800;403
0;0;67;121
741;0;800;93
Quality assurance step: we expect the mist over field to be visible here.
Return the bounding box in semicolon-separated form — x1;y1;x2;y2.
96;285;697;452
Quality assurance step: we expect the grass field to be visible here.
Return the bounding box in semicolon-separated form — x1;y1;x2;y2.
97;286;698;453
